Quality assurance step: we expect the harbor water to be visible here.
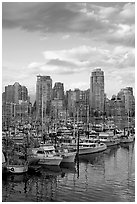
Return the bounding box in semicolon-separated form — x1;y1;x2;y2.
2;142;135;202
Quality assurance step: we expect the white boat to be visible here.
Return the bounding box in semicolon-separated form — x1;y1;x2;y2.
57;126;72;136
56;147;76;163
32;145;62;166
98;132;120;147
77;139;107;155
27;148;40;165
4;151;28;174
120;134;135;144
6;164;28;174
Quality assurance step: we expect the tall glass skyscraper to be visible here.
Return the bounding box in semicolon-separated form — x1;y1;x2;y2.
90;68;104;113
36;75;52;120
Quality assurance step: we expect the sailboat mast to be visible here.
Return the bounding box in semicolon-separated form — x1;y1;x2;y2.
41;86;43;138
87;105;89;132
127;109;130;136
73;112;75;138
76;103;80;156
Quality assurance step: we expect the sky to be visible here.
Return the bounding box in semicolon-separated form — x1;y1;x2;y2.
2;1;135;103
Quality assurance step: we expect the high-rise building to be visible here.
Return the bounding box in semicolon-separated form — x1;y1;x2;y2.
2;82;31;126
13;82;21;103
90;68;104;113
51;82;65;120
21;86;28;101
36;75;52;120
4;82;29;104
65;88;90;122
5;85;14;103
110;96;126;129
117;87;135;115
52;82;64;100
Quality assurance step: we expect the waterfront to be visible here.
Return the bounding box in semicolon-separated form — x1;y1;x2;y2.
2;142;135;202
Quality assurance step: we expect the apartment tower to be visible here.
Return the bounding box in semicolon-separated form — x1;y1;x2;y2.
52;82;64;100
90;68;104;113
36;75;52;120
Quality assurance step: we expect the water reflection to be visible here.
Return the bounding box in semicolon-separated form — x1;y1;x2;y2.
2;163;77;202
2;143;135;202
78;152;105;165
120;142;135;152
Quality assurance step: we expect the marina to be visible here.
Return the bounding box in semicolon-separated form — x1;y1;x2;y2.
2;120;135;202
2;2;135;202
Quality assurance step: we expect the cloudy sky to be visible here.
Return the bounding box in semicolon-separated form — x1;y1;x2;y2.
2;2;135;102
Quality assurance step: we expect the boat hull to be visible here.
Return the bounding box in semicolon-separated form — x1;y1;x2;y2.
120;138;134;144
6;165;28;174
61;152;76;163
101;140;120;147
38;156;62;166
78;144;107;155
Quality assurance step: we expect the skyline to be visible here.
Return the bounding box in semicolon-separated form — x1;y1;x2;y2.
2;2;135;101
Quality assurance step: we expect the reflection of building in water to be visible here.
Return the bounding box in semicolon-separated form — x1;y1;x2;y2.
2;174;29;202
2;144;135;202
27;173;58;201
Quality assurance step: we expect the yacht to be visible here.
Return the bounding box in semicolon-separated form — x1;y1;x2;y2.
56;146;76;163
77;138;107;155
6;157;28;174
40;142;76;164
120;134;135;144
6;163;28;174
32;145;62;166
98;131;120;147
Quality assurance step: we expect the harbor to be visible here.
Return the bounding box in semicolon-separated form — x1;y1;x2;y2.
2;2;135;202
2;142;135;202
2;118;135;202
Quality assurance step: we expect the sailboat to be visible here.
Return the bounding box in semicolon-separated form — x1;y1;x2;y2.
31;90;62;166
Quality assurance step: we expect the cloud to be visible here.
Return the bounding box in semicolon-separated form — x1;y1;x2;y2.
105;67;135;98
2;2;135;97
3;42;135;99
106;24;135;47
120;3;135;23
25;45;135;78
3;43;134;81
62;34;70;39
2;2;135;47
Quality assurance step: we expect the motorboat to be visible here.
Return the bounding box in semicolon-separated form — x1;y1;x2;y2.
120;134;135;144
6;163;28;174
56;146;76;163
57;126;72;136
32;145;62;166
6;157;28;174
76;138;107;155
98;131;120;147
2;150;28;174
